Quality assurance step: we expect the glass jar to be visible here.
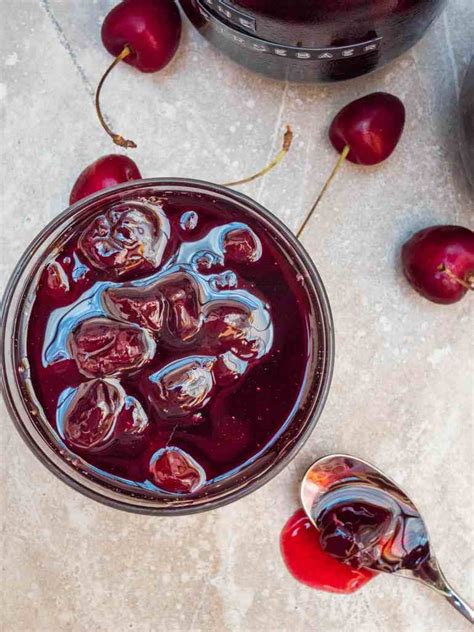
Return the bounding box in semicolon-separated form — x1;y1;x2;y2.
0;178;334;515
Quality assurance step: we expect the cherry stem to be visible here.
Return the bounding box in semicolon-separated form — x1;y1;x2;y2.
165;423;179;448
95;45;137;149
223;126;293;187
437;264;474;290
296;144;350;239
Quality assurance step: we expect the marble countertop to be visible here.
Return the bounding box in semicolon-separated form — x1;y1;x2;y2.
1;1;473;631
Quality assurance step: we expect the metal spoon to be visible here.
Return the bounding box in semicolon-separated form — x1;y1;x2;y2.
300;454;474;623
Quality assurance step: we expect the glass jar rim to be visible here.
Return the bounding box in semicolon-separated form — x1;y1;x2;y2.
0;177;334;515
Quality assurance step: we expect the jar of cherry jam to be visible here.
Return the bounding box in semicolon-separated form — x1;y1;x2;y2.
0;179;333;514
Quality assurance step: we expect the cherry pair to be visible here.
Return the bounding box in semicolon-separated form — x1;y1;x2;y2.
302;93;473;305
87;0;474;307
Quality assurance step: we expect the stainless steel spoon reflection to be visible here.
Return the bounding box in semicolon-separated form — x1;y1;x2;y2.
300;454;473;623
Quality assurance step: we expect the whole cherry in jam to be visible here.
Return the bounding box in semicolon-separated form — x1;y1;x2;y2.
317;502;392;562
68;317;156;378
96;0;182;148
45;261;70;294
148;356;216;419
149;447;206;493
78;201;170;277
280;509;376;593
70;155;142;205
57;378;149;454
401;225;474;304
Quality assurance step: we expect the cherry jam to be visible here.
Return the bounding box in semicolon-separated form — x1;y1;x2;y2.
308;457;431;573
26;191;316;496
281;455;432;592
280;509;375;593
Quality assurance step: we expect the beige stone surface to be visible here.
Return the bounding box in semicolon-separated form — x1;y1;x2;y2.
1;1;473;631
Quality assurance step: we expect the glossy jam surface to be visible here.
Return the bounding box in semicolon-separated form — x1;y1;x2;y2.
306;456;431;573
280;509;375;593
27;191;314;495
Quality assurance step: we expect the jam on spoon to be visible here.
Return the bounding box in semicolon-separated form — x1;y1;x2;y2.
296;455;473;622
280;509;376;593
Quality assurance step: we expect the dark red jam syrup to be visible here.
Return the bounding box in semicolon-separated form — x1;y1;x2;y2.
281;456;432;593
26;192;314;495
280;509;375;594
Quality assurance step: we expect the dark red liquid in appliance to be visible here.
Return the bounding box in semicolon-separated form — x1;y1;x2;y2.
280;509;376;593
26;191;314;494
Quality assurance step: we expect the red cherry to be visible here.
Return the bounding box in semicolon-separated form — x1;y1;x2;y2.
78;203;168;277
45;261;70;293
296;93;405;238
96;0;181;148
280;509;376;593
329;92;406;165
70;154;142;205
58;378;148;454
402;225;474;304
69;317;156;378
223;227;262;263
148;357;216;419
101;0;181;73
149;447;206;493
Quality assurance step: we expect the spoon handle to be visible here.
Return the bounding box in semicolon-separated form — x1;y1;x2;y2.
417;558;474;623
440;582;474;623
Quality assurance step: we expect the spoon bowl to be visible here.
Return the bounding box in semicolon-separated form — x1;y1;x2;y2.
301;454;473;623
